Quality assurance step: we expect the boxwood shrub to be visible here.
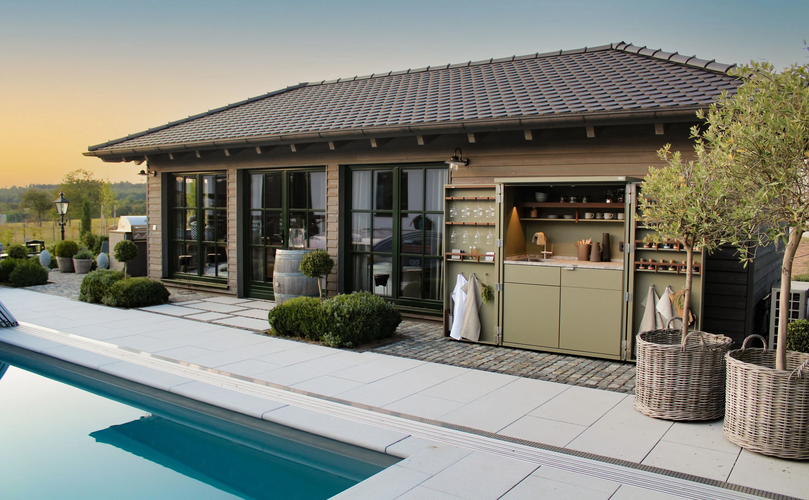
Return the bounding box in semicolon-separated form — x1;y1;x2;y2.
55;240;79;258
8;258;48;287
267;296;327;341
7;244;29;260
787;319;809;353
102;277;170;308
0;258;21;282
267;291;402;348
79;269;126;303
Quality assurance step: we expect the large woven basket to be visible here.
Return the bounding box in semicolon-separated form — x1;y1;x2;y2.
724;335;809;460
634;322;733;421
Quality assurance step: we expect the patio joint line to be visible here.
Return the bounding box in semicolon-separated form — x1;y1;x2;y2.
10;322;795;500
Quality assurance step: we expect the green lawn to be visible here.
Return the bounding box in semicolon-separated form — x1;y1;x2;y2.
0;218;118;249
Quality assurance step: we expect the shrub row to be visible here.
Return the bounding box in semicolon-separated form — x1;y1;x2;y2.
0;257;48;287
79;269;170;308
267;291;402;348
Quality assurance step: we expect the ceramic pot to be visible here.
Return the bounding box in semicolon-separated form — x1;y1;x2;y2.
601;233;611;261
56;256;74;273
589;242;602;262
576;243;591;261
73;258;93;274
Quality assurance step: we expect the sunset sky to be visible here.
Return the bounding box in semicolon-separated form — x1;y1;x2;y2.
1;0;806;188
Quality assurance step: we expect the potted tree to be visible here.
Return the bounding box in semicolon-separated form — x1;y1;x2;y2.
299;249;335;301
113;240;138;277
702;61;809;459
635;146;734;421
54;240;79;273
72;248;94;274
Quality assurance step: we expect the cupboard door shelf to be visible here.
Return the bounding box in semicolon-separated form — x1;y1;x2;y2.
446;252;495;263
446;196;496;201
635;262;700;275
520;218;624;223
446;221;496;226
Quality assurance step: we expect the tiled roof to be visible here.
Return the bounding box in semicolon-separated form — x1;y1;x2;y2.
89;42;740;153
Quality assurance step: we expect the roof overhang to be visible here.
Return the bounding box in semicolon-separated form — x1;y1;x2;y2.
84;107;705;163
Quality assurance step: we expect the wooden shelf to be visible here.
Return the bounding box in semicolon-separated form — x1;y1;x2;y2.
446;252;495;263
517;202;623;209
634;261;700;275
446;196;496;201
520;218;624;223
447;221;495;226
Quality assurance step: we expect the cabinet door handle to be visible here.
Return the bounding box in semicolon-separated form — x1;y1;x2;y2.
564;266;576;271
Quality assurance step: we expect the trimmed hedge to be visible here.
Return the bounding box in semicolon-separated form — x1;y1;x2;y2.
794;273;809;282
79;269;126;303
102;277;170;308
267;291;402;348
787;319;809;353
8;258;48;287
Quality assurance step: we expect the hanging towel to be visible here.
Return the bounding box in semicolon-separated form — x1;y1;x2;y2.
449;273;468;340
657;285;681;330
459;273;483;342
638;284;661;334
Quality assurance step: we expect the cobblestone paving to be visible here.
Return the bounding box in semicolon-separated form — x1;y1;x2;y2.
16;270;636;394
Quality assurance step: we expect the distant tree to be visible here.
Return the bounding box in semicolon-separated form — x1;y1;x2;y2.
19;189;53;226
80;199;92;238
60;169;105;218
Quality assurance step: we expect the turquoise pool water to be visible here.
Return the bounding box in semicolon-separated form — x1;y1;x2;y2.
0;359;394;499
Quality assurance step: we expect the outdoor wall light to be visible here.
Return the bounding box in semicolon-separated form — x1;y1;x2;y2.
445;148;469;170
138;169;157;177
54;192;70;241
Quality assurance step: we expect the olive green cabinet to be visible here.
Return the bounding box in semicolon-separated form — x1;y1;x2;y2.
503;282;560;348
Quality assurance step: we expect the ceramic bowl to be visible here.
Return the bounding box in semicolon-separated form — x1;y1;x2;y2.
535;192;548;202
563;214;574;219
547;214;559;219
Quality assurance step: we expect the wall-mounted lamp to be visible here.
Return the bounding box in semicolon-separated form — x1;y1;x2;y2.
445;148;469;171
138;169;157;177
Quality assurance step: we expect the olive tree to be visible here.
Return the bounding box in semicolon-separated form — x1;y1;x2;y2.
639;145;735;336
700;61;809;370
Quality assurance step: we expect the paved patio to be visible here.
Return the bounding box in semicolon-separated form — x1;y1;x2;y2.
25;269;637;393
1;285;807;499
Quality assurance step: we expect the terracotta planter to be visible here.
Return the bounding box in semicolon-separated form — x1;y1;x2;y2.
56;256;74;273
73;258;93;274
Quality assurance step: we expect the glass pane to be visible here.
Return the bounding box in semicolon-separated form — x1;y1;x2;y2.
186;210;198;240
250;247;263;281
289;172;307;209
400;260;422;299
374;170;394;211
289;211;306;248
352;213;371;252
425;214;443;256
401;169;423;212
308;212;326;249
215;176;227;208
265;173;282;209
250;211;262;245
203;244;219;276
183;243;198;275
352;170;371;210
215;246;228;277
174;177;185;207
424;258;443;301
352;254;371;293
401;219;422;255
250;174;263;209
202;175;215;208
185;178;196;208
265;212;283;246
215;210;227;242
372;217;393;252
265;247;276;282
174;243;187;272
202;210;215;241
372;255;392;297
174;211;185;239
310;171;326;210
426;169;446;212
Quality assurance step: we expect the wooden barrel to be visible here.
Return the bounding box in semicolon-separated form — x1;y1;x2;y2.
272;249;319;304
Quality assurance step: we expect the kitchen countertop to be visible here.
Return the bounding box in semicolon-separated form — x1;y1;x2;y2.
505;254;623;270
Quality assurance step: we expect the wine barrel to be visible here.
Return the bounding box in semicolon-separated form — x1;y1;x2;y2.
272;249;319;304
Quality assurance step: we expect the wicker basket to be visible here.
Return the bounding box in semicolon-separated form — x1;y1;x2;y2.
724;335;809;460
634;321;733;421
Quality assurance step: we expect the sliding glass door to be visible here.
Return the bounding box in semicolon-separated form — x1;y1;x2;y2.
347;165;446;312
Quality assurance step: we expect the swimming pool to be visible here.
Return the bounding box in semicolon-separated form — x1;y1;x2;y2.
0;354;396;499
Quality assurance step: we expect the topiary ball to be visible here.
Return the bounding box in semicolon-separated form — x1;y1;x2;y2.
39;250;51;268
96;252;109;270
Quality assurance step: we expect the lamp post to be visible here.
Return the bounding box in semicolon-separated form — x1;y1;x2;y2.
54;192;70;241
